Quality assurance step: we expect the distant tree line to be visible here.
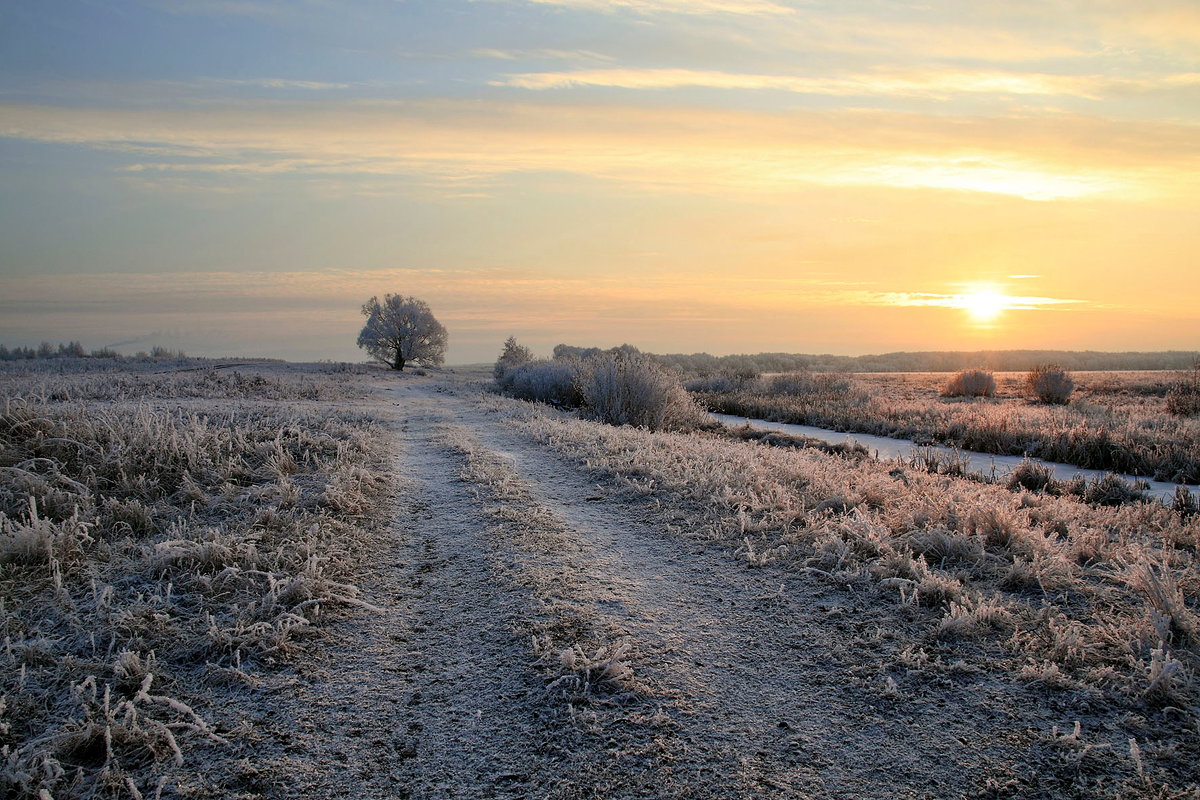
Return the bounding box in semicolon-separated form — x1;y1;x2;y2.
547;346;1200;376
0;342;185;361
551;343;645;362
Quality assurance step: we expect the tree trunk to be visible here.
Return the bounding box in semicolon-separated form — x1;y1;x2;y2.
393;349;405;371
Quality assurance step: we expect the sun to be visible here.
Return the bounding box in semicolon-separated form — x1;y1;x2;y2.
961;288;1007;322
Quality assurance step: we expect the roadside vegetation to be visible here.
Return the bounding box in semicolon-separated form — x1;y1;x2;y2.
480;390;1200;795
493;341;702;432
0;360;392;799
9;347;1198;797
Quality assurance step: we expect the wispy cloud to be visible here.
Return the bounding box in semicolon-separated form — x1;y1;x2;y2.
0;109;1134;201
1073;0;1200;50
495;66;1200;100
4;100;1192;201
0;269;1086;320
147;0;287;17
830;157;1121;201
472;48;614;63
523;0;794;16
210;77;353;90
870;292;1081;311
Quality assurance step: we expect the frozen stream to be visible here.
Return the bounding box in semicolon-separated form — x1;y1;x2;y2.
711;413;1198;504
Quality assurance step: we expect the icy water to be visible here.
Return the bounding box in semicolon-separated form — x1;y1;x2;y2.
711;413;1199;504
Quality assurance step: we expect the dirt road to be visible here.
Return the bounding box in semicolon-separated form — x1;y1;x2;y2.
218;375;1074;799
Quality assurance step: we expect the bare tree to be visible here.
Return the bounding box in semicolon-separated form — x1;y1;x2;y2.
357;294;447;371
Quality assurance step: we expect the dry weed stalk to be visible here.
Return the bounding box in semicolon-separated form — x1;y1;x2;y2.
544;641;638;704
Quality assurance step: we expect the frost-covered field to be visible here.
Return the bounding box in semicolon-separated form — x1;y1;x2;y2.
693;370;1200;484
490;389;1200;795
0;359;391;798
4;359;1198;798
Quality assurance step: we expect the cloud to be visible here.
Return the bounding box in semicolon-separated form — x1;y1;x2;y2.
471;48;614;63
0;269;1082;323
832;157;1120;201
1060;0;1200;50
868;291;1081;311
495;66;1200;101
523;0;794;16
146;0;287;17
211;78;353;90
1;100;1196;201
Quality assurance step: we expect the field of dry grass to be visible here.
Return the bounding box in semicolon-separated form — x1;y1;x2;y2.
4;359;1198;798
0;359;391;799
694;370;1200;484
480;374;1200;796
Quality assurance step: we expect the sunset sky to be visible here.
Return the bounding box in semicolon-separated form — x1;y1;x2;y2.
2;1;1198;363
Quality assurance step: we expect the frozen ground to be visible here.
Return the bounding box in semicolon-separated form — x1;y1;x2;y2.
6;361;1194;799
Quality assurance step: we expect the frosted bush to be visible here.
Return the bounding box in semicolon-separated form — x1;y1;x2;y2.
1026;365;1074;405
941;369;996;398
494;336;534;382
578;353;704;431
501;359;582;407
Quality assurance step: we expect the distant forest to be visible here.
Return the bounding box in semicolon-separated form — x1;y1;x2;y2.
0;341;182;360
552;344;1200;375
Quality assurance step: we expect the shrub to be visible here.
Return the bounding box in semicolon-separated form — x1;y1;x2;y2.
494;336;534;382
501;359;583;407
1165;364;1200;416
578;353;704;431
1026;365;1074;405
941;369;996;398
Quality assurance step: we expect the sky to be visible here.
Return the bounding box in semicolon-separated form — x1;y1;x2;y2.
1;0;1198;364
